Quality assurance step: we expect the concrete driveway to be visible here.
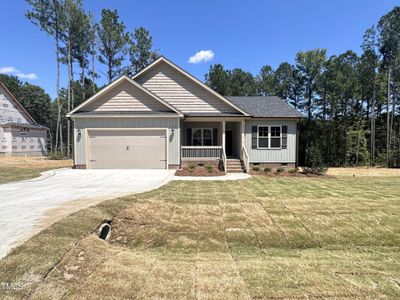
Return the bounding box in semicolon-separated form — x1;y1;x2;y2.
0;168;174;259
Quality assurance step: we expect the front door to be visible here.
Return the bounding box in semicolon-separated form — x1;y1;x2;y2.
226;130;233;156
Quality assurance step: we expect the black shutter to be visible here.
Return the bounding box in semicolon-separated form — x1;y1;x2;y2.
212;128;218;146
282;126;288;149
251;126;258;149
186;128;192;146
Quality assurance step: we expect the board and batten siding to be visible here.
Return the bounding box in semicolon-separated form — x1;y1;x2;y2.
135;61;237;114
82;80;171;113
245;119;297;163
74;117;180;166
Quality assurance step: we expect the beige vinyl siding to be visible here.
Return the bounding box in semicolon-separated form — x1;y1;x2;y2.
135;61;237;114
82;80;171;112
245;119;297;163
74;117;180;166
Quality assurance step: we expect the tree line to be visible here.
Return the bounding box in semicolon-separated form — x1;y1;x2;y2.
205;7;400;167
3;0;158;157
1;2;398;167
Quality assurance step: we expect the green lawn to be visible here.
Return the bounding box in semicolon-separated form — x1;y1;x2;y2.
1;175;400;299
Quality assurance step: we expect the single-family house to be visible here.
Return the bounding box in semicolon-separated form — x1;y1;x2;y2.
0;82;48;157
67;57;303;172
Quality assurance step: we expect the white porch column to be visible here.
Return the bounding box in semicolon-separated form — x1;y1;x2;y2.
241;120;245;147
222;120;226;150
240;120;245;159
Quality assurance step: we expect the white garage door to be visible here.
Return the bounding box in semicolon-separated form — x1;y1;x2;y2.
87;129;167;169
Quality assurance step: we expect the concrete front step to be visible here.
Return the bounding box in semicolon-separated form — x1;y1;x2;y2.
227;169;246;173
226;158;246;173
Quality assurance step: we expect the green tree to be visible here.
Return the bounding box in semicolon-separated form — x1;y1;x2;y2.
205;64;231;95
17;84;52;127
257;65;276;96
0;74;51;128
26;0;65;153
127;27;159;75
229;68;258;96
295;49;327;119
345;125;370;166
0;74;22;96
377;6;400;166
97;9;129;83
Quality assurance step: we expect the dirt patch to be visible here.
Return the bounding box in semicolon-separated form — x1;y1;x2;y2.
327;167;400;177
0;156;72;169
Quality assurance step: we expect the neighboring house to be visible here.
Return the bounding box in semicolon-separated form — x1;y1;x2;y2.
0;82;48;157
67;57;303;172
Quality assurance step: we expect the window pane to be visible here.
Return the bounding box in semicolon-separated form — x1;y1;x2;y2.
271;126;281;137
259;137;269;148
193;129;202;146
258;126;268;137
203;129;212;139
203;138;212;146
271;137;281;148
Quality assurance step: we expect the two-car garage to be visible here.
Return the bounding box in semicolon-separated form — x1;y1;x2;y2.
86;129;168;169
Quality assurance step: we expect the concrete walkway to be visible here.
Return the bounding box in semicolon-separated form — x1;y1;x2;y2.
0;169;174;259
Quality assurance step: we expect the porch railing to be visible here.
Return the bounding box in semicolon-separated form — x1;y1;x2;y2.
241;146;250;173
181;146;223;160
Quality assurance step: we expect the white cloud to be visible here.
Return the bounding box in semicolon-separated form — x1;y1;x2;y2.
188;50;214;64
16;73;38;80
0;66;38;80
0;66;18;74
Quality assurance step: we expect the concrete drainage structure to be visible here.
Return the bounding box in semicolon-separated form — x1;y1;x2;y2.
98;220;112;240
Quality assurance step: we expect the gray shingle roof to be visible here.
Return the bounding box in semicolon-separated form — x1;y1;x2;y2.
226;96;304;118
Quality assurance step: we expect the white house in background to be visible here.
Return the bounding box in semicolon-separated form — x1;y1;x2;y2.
0;81;48;157
67;56;303;172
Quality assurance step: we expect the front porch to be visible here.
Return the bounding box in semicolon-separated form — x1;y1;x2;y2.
180;119;249;172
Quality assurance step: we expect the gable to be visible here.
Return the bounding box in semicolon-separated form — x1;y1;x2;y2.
0;84;34;125
68;76;183;117
82;79;173;113
134;60;243;114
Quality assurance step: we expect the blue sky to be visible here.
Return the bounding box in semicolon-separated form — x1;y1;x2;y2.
0;0;398;98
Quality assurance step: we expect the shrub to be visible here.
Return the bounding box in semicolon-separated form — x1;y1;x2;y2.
276;167;285;173
188;163;196;170
303;144;328;175
206;164;213;173
48;151;65;160
252;166;260;172
264;167;272;173
288;168;297;174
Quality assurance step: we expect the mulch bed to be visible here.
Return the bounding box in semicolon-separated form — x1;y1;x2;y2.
175;166;225;177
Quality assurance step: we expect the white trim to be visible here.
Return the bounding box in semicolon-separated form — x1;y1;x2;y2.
85;128;168;169
257;125;282;150
67;75;183;117
132;57;251;116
